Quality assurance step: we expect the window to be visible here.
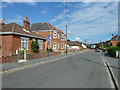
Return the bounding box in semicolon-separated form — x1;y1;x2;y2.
21;37;29;49
53;43;56;49
61;43;64;49
53;32;57;38
61;37;64;40
38;40;43;50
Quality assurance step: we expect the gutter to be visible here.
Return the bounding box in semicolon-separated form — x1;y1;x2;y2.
0;32;46;40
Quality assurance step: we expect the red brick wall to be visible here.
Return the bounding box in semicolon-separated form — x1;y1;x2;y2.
0;52;61;63
1;35;46;57
1;35;13;57
111;40;119;47
36;30;66;51
37;31;50;39
12;35;21;54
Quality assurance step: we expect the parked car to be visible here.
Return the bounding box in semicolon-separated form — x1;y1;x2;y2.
102;49;106;52
95;48;101;52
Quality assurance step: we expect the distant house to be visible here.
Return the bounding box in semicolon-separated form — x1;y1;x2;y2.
93;34;120;48
67;41;82;51
110;34;119;47
31;22;66;52
0;17;46;58
82;43;87;49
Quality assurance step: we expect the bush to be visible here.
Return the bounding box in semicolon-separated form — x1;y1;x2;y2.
107;46;120;57
20;50;24;55
46;47;53;52
20;50;29;55
117;42;120;47
31;40;39;53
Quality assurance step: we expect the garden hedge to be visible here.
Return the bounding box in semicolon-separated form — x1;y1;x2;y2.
107;46;120;57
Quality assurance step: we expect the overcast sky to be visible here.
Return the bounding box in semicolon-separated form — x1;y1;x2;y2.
1;1;118;44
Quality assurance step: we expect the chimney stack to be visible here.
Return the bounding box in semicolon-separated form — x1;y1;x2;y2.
23;17;30;31
116;34;119;39
1;19;5;25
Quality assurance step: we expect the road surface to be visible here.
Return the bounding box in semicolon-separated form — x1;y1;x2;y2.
2;51;118;88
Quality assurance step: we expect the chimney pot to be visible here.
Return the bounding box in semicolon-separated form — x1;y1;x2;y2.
23;17;30;31
25;17;29;21
1;19;5;25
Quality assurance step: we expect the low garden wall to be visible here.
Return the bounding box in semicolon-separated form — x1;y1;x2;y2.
0;52;61;63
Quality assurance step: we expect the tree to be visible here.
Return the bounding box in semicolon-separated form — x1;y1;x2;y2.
31;40;39;53
117;42;120;47
67;39;70;41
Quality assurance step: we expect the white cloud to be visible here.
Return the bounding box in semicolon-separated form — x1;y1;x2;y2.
1;0;119;2
1;0;37;8
50;19;56;22
40;10;47;14
75;37;80;40
6;15;24;24
50;12;65;23
54;2;118;39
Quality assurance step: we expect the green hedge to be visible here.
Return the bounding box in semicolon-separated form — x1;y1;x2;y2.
31;40;39;53
107;46;120;57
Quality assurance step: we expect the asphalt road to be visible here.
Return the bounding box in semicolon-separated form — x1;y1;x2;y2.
2;51;116;88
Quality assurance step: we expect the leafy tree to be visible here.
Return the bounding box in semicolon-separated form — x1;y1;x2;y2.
31;40;39;53
117;42;120;47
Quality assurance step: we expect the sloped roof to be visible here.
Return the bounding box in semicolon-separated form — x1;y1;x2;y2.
67;41;82;46
30;22;58;30
111;34;119;41
0;23;46;40
58;29;64;34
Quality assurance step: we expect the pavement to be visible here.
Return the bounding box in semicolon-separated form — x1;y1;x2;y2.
102;52;120;89
2;50;118;88
1;51;83;71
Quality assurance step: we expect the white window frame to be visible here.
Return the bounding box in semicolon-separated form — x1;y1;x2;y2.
53;31;57;38
38;40;43;50
61;43;64;49
21;37;29;50
53;43;57;49
61;36;64;41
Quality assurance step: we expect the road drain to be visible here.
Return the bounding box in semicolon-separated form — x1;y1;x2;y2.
105;61;119;90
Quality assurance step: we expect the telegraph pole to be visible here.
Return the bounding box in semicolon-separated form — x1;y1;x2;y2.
65;0;68;54
85;38;86;45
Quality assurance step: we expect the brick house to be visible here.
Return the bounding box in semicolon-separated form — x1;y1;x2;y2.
31;22;66;52
0;17;47;58
110;34;120;47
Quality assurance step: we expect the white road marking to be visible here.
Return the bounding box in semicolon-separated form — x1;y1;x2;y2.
101;55;115;88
